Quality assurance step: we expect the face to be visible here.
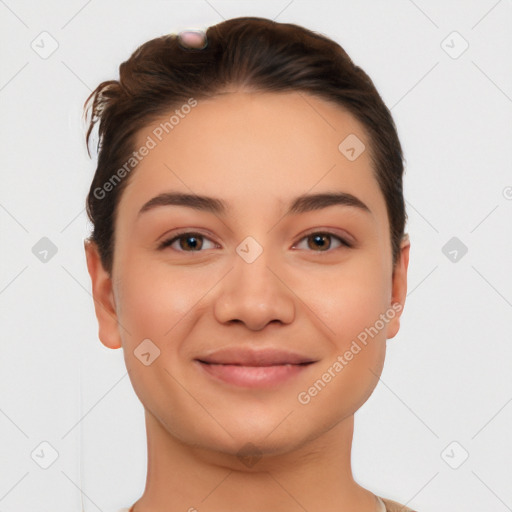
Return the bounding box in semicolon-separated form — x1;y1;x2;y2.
85;90;409;459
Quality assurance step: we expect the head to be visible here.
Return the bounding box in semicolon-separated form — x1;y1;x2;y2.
84;17;409;461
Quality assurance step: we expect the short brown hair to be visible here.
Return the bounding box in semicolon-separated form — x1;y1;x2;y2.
84;16;407;275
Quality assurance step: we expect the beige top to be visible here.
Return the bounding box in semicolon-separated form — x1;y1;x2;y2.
118;495;417;511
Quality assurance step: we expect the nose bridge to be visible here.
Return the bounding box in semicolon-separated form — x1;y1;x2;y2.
235;242;275;294
213;240;295;329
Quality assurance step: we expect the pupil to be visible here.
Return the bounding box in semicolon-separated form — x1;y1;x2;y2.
311;234;329;250
183;235;201;250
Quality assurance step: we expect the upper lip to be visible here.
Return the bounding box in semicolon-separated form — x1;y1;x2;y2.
196;347;317;366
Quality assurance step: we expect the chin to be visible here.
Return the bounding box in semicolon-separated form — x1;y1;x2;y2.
204;433;306;468
178;416;305;459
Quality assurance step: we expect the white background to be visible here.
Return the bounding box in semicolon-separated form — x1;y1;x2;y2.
1;1;511;511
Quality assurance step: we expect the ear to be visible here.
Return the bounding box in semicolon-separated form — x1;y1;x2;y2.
84;239;122;349
387;235;410;339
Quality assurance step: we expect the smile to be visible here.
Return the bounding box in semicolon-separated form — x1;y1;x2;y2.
195;361;315;388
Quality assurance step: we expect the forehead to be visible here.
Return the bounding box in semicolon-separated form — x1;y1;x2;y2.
118;91;386;222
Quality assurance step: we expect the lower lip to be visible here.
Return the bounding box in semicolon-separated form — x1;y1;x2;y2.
196;361;313;388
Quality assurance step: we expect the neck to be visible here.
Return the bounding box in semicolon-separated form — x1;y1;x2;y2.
131;410;379;512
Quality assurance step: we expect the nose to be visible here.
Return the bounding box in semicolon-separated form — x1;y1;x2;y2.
213;249;296;331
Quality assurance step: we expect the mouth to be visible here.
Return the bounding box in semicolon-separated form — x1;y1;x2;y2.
194;348;318;388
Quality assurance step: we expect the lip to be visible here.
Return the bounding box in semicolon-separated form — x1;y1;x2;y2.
196;347;317;366
194;348;318;388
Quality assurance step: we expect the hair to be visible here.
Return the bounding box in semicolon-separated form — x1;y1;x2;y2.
84;16;407;275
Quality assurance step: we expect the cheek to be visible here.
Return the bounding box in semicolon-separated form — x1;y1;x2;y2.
298;257;392;347
115;259;214;341
294;265;390;419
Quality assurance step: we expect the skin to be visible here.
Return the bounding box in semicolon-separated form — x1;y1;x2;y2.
85;90;410;512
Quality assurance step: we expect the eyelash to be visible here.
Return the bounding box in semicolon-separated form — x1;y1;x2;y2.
157;230;353;253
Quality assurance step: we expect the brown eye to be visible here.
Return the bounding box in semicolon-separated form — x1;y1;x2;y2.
294;231;352;252
307;233;331;251
159;232;216;252
178;234;203;251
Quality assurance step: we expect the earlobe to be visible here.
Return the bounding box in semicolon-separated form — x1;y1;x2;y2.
387;235;410;339
84;239;122;349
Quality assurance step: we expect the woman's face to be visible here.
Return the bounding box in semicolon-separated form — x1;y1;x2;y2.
86;90;409;458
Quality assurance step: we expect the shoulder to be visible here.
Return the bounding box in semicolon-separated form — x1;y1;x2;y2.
379;496;418;512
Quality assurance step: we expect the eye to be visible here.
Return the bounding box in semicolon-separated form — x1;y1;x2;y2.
293;231;352;252
158;230;353;253
158;231;218;252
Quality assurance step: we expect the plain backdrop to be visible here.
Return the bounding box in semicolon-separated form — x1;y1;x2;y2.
1;1;511;511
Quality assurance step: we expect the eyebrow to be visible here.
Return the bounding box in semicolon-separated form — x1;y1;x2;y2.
137;191;371;218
